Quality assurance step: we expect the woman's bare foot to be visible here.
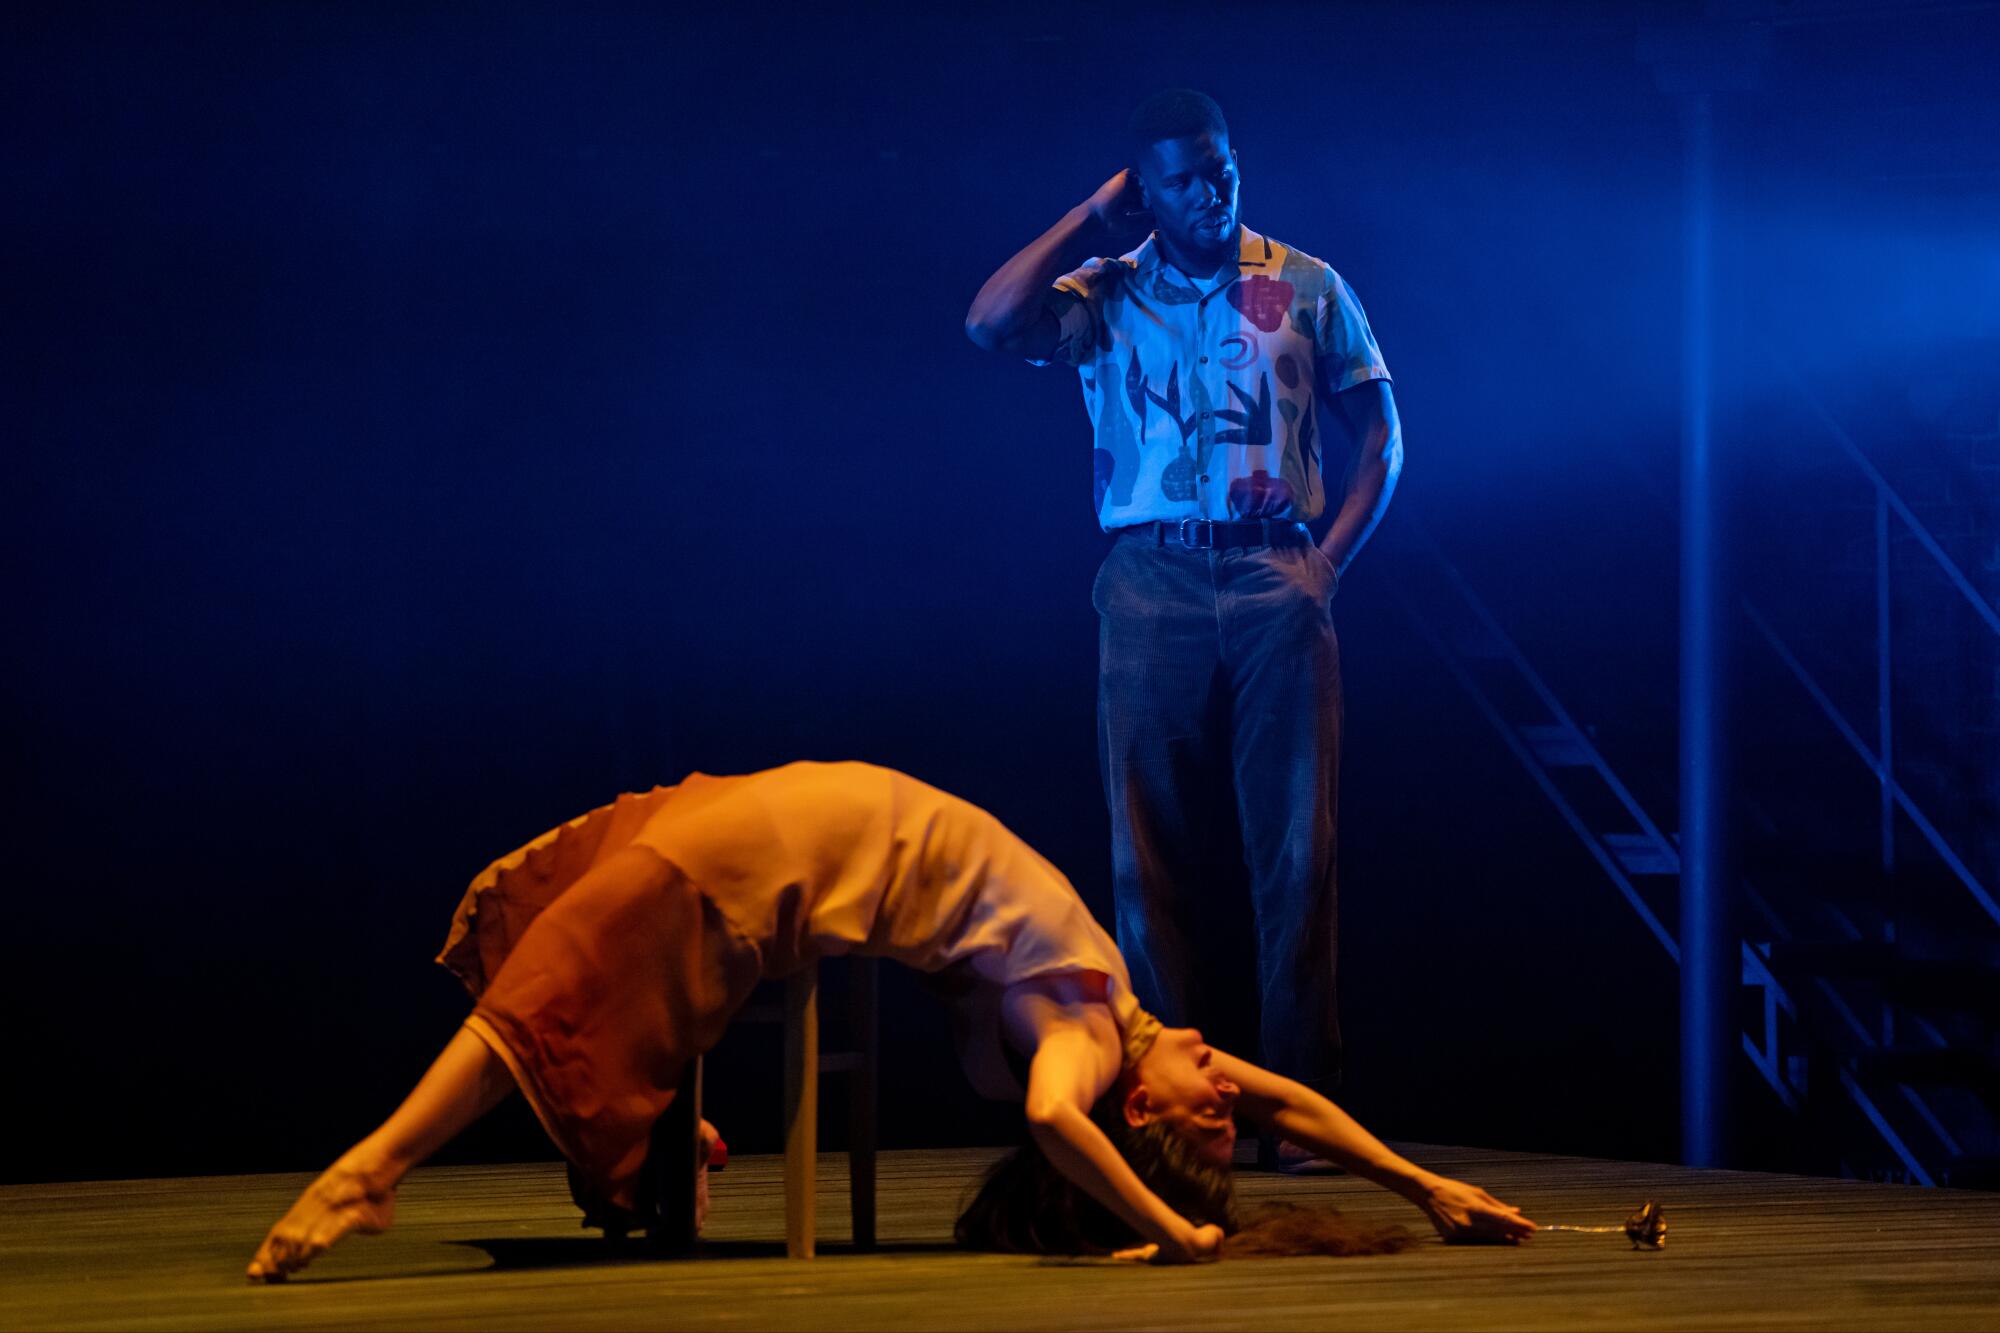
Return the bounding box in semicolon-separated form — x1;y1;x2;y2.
246;1153;399;1281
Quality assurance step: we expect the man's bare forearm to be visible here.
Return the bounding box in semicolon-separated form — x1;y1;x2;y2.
1320;383;1403;575
965;203;1108;350
1320;438;1400;574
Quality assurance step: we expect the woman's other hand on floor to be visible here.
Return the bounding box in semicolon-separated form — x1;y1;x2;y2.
1112;1221;1224;1264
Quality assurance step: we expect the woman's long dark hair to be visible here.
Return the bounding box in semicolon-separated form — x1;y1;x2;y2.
954;1087;1421;1258
953;1085;1235;1254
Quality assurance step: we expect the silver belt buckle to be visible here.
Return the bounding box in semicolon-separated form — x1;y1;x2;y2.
1177;517;1211;549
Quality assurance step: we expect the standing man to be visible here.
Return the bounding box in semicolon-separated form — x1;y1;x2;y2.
965;90;1401;1166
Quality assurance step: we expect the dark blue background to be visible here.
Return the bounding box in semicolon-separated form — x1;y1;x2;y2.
7;0;1997;1184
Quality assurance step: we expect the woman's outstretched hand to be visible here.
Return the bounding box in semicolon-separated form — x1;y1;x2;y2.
1112;1221;1225;1264
1415;1175;1537;1244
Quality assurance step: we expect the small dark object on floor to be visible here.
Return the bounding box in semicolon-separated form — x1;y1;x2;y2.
1538;1199;1667;1248
1625;1201;1666;1250
1224;1201;1419;1257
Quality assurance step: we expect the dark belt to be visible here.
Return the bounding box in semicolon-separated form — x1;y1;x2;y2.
1125;518;1312;550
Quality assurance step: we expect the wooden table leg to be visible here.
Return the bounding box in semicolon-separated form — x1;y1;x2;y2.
783;965;818;1259
646;1056;702;1254
848;958;878;1251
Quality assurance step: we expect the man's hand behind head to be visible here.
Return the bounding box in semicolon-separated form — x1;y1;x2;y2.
1087;169;1153;241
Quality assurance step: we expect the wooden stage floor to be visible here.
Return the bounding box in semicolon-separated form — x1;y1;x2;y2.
5;1144;1999;1331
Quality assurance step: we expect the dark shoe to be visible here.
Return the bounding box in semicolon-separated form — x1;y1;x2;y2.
1256;1136;1347;1175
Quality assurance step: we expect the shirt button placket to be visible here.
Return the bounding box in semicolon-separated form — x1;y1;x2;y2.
1195;307;1204;499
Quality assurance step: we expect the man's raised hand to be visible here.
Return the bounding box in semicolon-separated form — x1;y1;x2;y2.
1087;169;1153;240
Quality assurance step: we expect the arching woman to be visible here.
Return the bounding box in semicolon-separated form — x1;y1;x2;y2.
248;762;1531;1279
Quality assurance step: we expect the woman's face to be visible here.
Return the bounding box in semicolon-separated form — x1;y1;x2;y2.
1130;1027;1240;1167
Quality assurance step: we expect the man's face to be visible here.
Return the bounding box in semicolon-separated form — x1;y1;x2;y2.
1137;131;1240;256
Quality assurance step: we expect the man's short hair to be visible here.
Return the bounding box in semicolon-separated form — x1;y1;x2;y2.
1127;89;1229;159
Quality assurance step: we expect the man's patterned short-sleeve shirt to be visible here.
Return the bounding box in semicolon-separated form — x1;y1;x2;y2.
1040;226;1390;530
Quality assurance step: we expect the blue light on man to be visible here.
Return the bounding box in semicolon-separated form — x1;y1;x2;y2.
966;89;1403;1170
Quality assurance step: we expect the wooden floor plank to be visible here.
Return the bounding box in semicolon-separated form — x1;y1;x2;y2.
3;1145;1997;1331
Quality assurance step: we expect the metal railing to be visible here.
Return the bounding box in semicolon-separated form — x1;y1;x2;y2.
1389;378;1998;1179
1766;366;2000;928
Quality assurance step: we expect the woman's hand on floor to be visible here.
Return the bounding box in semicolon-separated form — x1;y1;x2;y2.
1414;1175;1537;1244
1112;1221;1224;1264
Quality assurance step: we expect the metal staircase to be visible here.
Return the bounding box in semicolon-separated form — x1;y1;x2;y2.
1387;372;2000;1185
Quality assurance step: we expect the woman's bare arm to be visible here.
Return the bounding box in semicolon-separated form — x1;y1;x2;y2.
1212;1048;1535;1244
1004;981;1222;1262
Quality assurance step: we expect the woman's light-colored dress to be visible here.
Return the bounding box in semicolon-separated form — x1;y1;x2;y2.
437;761;1160;1207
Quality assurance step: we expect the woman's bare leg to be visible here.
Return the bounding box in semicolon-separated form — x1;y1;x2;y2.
247;1024;516;1281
